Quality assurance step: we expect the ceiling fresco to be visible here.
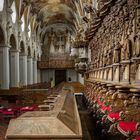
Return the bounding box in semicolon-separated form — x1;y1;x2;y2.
22;0;82;35
21;0;98;44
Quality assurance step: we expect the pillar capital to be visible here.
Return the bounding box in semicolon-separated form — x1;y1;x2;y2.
9;49;20;53
20;52;28;56
27;56;33;59
0;44;10;48
33;58;37;61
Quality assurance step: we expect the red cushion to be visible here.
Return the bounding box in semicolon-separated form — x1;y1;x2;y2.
2;109;17;115
98;101;104;106
20;106;34;111
118;121;137;133
101;106;111;113
10;105;21;110
108;112;120;120
0;109;4;113
136;136;140;140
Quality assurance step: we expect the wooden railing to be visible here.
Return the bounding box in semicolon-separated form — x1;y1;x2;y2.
38;59;75;69
0;82;51;96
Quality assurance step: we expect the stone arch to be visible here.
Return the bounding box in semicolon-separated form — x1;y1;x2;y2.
0;25;5;44
9;34;17;49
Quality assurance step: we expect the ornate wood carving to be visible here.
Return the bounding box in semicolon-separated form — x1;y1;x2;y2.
86;0;140;85
38;59;75;69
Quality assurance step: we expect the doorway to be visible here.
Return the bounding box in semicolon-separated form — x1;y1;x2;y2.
55;70;66;85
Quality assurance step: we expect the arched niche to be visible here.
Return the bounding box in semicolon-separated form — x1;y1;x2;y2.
0;0;4;12
0;26;5;44
20;41;25;54
9;34;16;49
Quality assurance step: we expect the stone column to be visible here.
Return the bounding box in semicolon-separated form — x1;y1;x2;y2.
27;56;33;85
19;54;27;86
33;59;37;84
0;45;10;89
9;50;20;87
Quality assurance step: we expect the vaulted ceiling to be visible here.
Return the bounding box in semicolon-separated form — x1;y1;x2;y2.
22;0;85;37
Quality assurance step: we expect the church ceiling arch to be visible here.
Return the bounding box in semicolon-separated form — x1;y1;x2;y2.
22;0;85;35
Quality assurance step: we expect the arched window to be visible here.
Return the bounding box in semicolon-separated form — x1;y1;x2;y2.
0;0;4;11
11;1;17;23
21;15;25;32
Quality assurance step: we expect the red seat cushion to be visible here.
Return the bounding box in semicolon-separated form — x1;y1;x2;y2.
136;136;140;140
0;108;4;113
98;101;105;106
101;106;111;113
118;121;138;136
2;108;17;115
20;106;34;111
107;112;120;122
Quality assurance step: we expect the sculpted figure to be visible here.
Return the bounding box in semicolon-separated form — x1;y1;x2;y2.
121;35;131;60
135;35;140;57
113;42;121;63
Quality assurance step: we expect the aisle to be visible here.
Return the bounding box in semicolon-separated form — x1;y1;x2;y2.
76;96;100;140
76;96;125;140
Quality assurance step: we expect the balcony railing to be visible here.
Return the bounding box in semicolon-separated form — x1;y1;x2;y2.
38;59;75;69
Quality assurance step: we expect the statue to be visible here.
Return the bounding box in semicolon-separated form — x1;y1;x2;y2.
113;42;121;63
135;35;140;57
121;35;131;60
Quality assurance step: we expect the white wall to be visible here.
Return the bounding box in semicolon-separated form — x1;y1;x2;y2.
78;73;84;84
41;69;84;85
41;69;55;86
66;69;78;82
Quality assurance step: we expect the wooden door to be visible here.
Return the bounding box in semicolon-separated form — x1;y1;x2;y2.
55;70;66;85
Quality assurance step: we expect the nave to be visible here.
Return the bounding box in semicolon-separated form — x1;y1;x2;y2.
0;0;140;140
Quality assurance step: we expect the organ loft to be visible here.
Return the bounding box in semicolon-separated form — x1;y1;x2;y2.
0;0;140;140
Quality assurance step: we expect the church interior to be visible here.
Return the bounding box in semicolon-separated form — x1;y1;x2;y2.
0;0;140;140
